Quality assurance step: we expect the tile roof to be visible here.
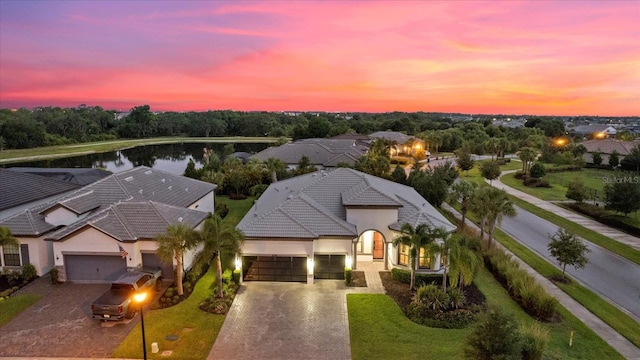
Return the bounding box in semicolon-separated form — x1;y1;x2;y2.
581;139;636;155
237;168;455;239
250;138;366;167
0;204;56;236
0;169;80;211
0;166;215;237
8;167;112;186
368;131;415;144
46;201;209;241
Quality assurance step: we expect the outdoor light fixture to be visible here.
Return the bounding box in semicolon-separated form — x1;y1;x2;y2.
234;256;241;271
345;255;352;269
133;292;148;360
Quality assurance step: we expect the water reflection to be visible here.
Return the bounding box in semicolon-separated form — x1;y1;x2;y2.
3;142;269;175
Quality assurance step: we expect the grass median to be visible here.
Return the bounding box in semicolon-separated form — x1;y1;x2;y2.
0;294;42;327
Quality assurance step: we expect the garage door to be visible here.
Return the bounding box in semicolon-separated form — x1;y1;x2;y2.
64;255;127;282
314;255;345;280
142;253;174;280
243;256;307;282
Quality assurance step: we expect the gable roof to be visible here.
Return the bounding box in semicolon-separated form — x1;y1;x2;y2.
0;166;216;237
250;138;367;167
572;125;617;135
369;131;417;144
45;201;209;242
0;169;81;212
237;168;455;239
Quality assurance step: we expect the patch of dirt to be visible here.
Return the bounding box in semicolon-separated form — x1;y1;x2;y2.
348;271;367;287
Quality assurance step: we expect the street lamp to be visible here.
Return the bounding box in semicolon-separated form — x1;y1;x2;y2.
133;292;148;360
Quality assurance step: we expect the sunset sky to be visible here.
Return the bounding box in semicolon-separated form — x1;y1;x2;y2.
1;1;638;116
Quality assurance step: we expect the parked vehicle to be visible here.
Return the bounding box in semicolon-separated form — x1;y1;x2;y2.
91;267;162;321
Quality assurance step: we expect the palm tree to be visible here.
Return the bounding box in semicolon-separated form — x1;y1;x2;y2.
484;187;517;248
447;235;482;289
392;223;443;291
199;215;244;298
448;180;478;230
0;226;19;248
156;223;200;295
518;147;537;176
469;186;492;239
264;157;286;183
425;229;455;292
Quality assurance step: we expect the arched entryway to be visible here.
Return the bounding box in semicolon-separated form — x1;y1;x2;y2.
355;230;387;263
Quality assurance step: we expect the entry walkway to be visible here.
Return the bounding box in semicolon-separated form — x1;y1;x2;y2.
442;203;640;359
492;170;640;250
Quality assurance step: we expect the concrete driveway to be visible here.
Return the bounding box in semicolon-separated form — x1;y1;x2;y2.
0;276;139;358
209;281;352;360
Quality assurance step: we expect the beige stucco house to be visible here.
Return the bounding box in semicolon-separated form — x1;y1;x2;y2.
236;168;455;284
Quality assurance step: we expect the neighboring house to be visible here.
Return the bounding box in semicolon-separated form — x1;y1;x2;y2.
0;166;216;282
368;131;426;157
236;168;455;284
250;138;367;169
581;138;637;166
570;125;617;139
8;167;112;186
0;169;82;220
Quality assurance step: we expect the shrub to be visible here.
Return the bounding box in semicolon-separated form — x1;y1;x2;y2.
465;307;523;360
529;163;546;178
447;288;466;310
520;323;550;360
49;268;60;284
222;269;233;285
21;264;37;282
546;164;582;172
514;170;525;179
566;178;587;203
417;284;449;311
232;269;241;285
391;268;443;287
344;268;352;285
523;177;550;188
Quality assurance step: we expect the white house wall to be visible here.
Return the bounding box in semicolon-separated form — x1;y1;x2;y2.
25;236;52;276
243;239;313;257
53;227;132;266
346;208;398;242
313;238;352;255
189;191;214;214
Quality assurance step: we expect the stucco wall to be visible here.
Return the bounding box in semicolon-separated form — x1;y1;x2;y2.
189;191;214;214
313;238;352;255
44;207;80;227
346;208;398;244
243;239;313;257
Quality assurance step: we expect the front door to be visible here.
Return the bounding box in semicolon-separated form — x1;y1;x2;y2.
373;232;384;259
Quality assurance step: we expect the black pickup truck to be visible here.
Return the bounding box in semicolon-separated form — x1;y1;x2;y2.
91;267;162;321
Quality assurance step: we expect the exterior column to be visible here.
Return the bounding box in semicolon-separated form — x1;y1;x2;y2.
307;256;314;285
383;241;389;270
353;241;358;270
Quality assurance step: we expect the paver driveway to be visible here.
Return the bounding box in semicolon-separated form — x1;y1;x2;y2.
208;281;352;360
0;276;138;358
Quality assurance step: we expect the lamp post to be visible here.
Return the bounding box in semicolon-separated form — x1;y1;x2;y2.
133;292;148;360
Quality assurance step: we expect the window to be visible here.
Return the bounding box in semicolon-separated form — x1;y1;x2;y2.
2;244;20;267
398;245;409;266
419;248;432;269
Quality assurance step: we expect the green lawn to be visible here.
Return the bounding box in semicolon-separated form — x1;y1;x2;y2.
112;195;253;359
0;294;42;327
348;267;623;359
444;201;640;348
0;136;281;164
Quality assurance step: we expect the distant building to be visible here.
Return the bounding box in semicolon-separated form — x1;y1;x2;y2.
581;138;637;166
368;131;426;157
250;138;367;169
8;167;112;186
570;125;617;139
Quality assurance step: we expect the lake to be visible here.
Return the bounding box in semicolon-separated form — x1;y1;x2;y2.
2;142;270;175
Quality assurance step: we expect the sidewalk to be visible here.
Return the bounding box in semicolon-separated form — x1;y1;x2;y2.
492;170;640;251
441;203;640;359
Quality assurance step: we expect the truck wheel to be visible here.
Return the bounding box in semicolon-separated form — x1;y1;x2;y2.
155;277;163;292
125;308;135;319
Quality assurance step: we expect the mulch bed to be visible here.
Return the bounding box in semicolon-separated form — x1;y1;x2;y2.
348;271;367;287
379;271;485;311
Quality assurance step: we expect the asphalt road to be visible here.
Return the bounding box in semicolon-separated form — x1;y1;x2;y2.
499;206;640;322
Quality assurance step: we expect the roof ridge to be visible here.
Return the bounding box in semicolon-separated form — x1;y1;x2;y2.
148;201;172;227
295;193;355;234
110;202;136;240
